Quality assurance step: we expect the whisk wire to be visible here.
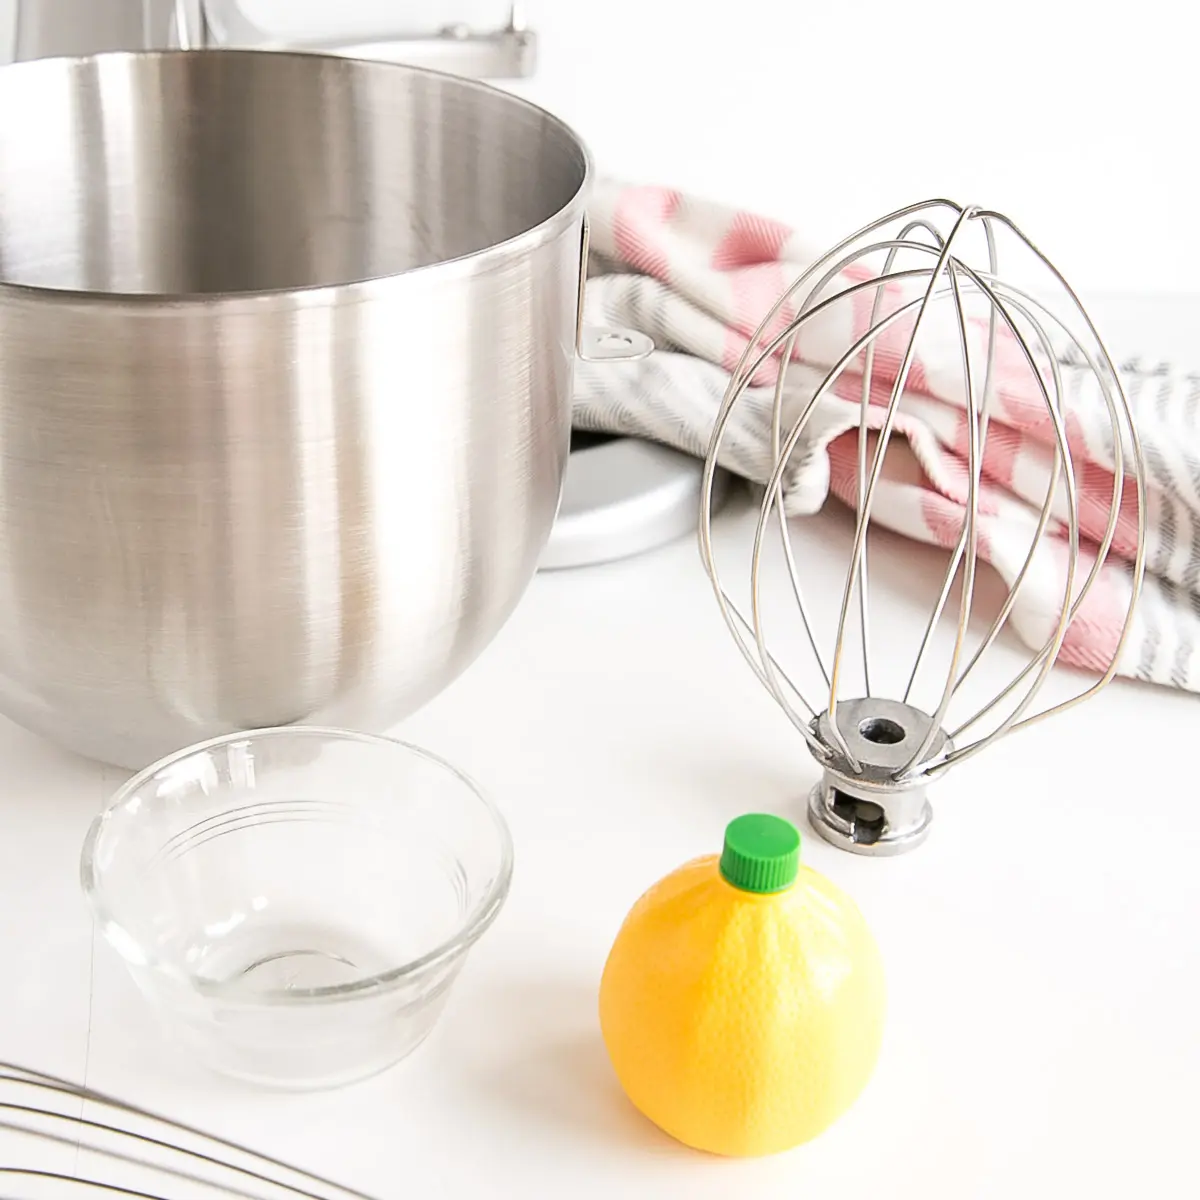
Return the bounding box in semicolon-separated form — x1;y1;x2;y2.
770;238;975;709
707;264;972;759
902;217;1000;707
940;282;1067;707
911;274;1083;768
747;270;979;770
0;1063;377;1200
879;219;955;707
896;259;988;776
826;207;979;749
940;281;1135;759
771;323;833;693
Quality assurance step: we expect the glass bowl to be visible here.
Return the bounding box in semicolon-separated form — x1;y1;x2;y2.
80;727;513;1090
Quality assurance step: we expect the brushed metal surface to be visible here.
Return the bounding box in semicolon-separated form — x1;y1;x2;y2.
11;1;538;80
14;0;169;58
0;49;589;767
540;437;732;571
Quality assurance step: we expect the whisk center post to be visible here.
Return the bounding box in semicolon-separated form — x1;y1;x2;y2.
807;698;949;856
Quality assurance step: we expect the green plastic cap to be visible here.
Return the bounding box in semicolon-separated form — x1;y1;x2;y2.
719;813;801;894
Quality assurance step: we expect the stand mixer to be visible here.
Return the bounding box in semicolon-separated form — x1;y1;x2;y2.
8;0;537;77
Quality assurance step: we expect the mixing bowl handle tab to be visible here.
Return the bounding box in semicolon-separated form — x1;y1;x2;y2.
575;214;654;365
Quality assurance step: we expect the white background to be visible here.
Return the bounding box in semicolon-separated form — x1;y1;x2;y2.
0;0;1190;297
0;0;1195;297
4;493;1198;1200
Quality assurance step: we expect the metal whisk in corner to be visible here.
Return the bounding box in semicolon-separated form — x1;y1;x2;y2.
698;200;1147;856
0;1062;377;1200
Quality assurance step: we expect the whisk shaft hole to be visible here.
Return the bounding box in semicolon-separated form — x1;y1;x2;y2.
857;716;906;745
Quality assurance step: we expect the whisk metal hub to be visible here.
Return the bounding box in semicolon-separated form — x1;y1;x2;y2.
807;697;948;856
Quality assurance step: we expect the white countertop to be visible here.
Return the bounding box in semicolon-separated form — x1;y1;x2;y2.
2;297;1199;1198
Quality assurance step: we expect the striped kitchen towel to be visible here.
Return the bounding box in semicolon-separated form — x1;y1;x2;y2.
574;179;1200;694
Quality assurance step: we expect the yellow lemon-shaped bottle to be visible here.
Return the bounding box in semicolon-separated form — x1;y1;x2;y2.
599;813;885;1157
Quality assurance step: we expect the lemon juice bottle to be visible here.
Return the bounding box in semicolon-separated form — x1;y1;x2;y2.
599;813;886;1157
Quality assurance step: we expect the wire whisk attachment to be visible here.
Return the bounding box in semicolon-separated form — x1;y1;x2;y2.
0;1061;376;1200
698;199;1147;856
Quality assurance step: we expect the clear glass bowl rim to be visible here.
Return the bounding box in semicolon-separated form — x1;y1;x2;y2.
79;725;515;1005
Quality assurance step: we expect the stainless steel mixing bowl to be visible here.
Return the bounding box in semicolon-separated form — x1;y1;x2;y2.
0;49;623;768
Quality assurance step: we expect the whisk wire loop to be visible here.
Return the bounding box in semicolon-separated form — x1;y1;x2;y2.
0;1062;376;1200
700;199;1147;854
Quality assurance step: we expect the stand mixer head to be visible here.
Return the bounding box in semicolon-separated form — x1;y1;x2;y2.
9;0;536;78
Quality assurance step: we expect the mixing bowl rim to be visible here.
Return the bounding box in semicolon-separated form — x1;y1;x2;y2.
0;47;593;308
79;724;515;1005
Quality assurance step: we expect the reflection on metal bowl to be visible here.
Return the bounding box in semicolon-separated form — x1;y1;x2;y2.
0;49;611;767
